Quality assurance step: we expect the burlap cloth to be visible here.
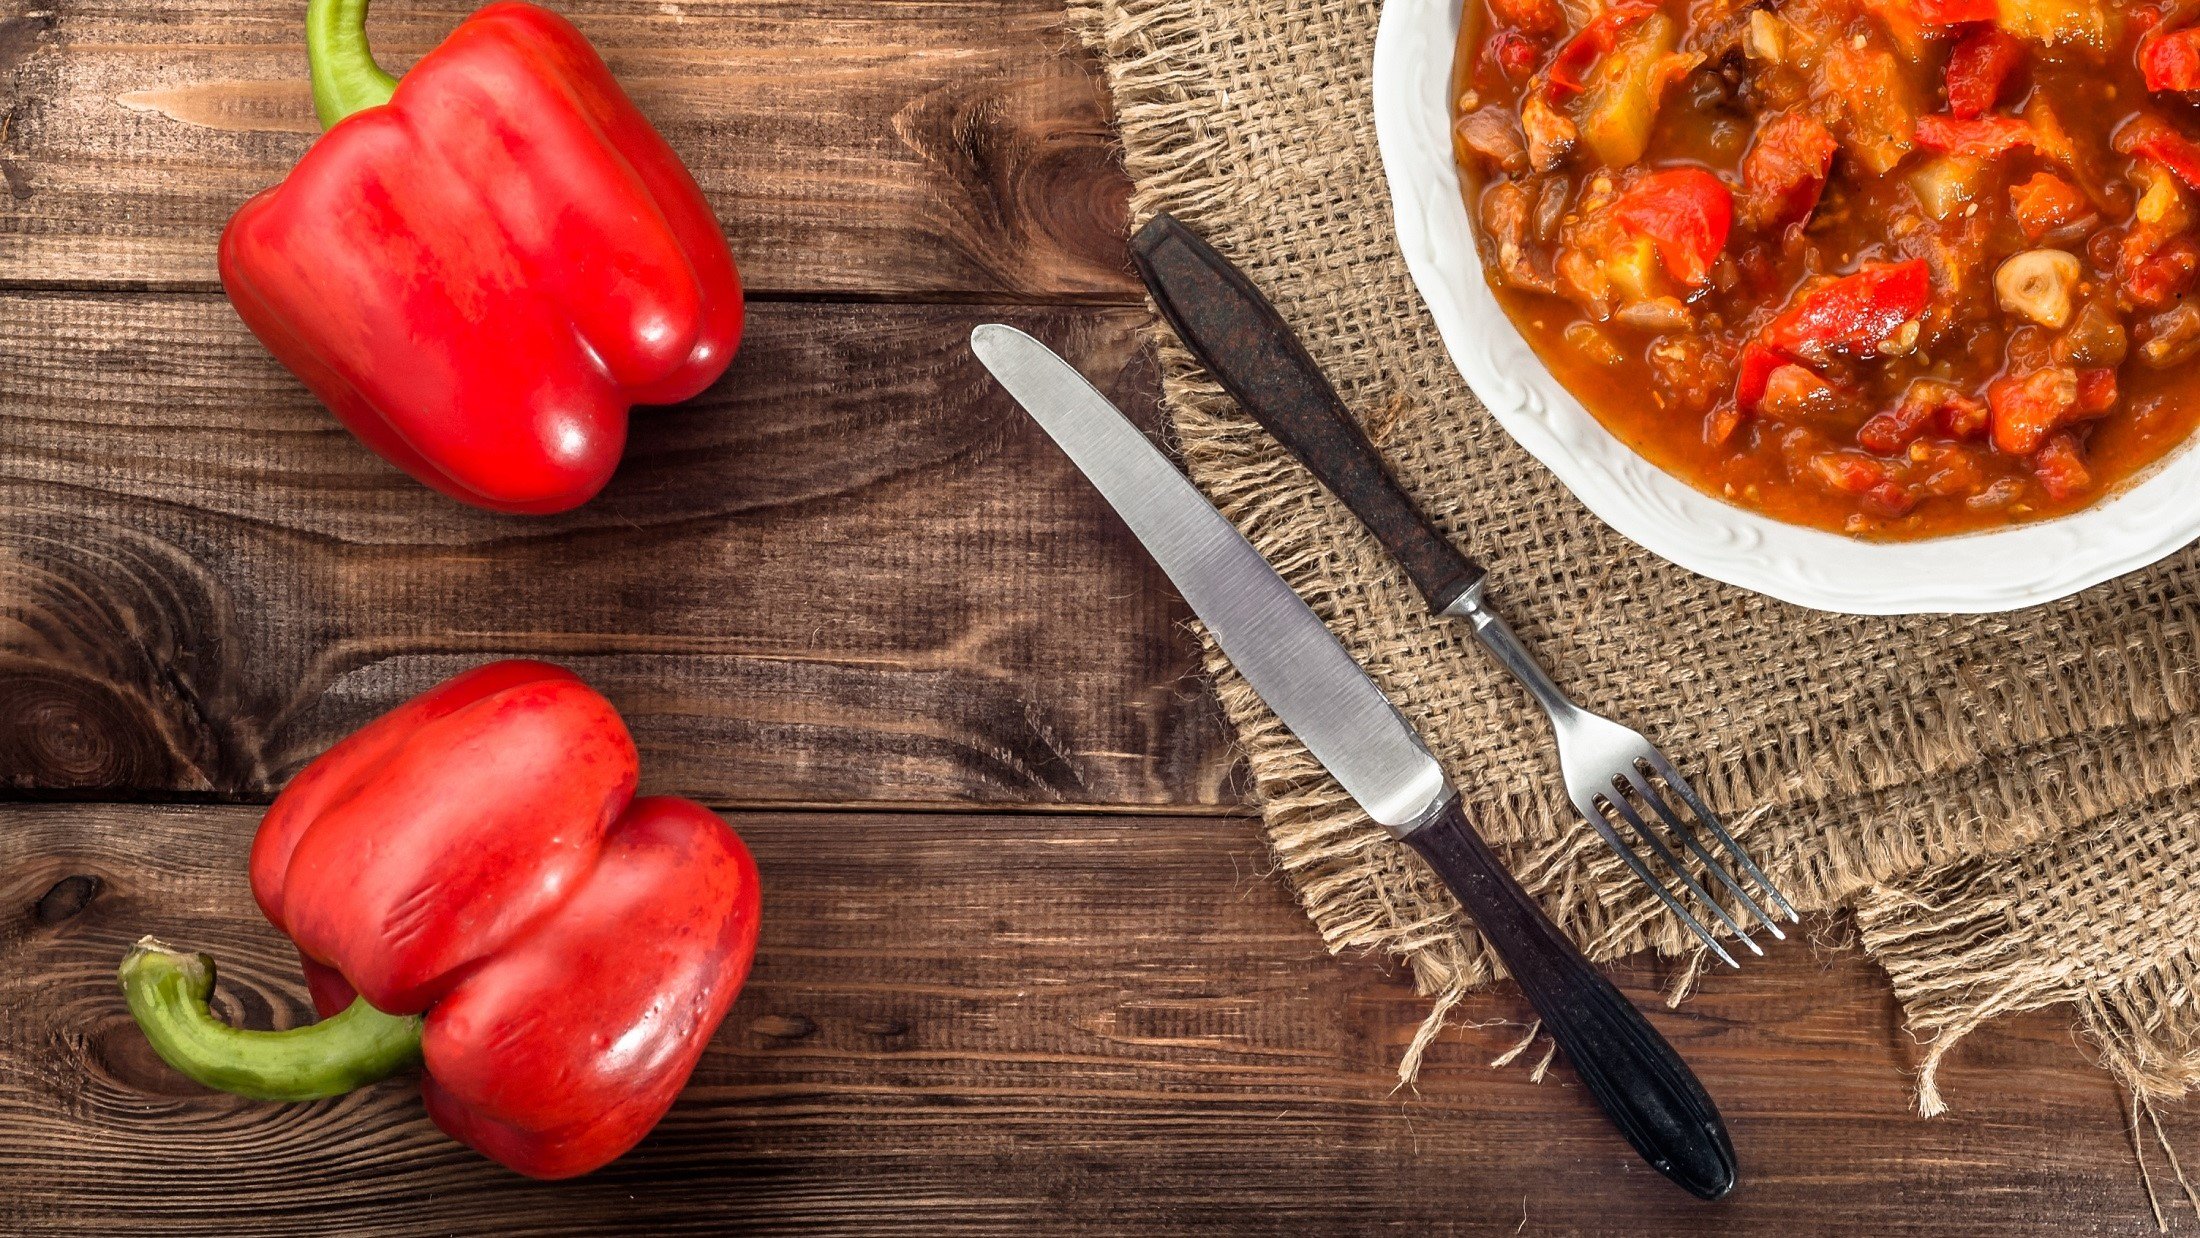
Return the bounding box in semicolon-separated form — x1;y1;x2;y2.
1072;0;2200;1127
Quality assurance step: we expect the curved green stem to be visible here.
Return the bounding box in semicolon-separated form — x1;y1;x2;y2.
306;0;398;128
118;936;422;1102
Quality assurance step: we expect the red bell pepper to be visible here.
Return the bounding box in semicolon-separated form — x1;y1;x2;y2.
1944;25;2026;119
220;0;744;514
1489;0;1565;39
1545;0;1662;98
117;661;762;1179
1607;168;1733;286
1761;261;1932;362
1739;112;1838;233
2120;114;2200;192
1914;112;2041;157
1870;0;1998;25
1733;261;1932;415
2143;27;2200;92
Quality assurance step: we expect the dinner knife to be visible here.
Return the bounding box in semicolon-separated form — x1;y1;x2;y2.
971;323;1737;1201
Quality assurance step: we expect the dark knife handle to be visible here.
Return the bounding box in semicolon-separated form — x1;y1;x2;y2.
1406;798;1738;1201
1130;213;1486;613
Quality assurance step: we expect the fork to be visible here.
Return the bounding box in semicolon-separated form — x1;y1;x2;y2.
1130;213;1797;965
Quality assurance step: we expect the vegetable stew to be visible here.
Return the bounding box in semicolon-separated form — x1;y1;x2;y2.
1454;0;2200;538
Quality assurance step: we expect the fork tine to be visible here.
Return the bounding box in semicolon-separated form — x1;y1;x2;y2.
1643;751;1799;923
1602;790;1763;957
1571;792;1741;969
1622;766;1785;941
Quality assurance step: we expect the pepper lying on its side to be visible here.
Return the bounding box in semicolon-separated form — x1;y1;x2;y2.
221;0;744;513
119;661;761;1179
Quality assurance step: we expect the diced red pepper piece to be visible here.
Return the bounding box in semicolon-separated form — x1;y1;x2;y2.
1705;404;1746;445
1733;342;1785;417
2009;171;2095;240
1857;406;1931;456
1608;168;1734;285
2123;233;2200;308
1741;112;1840;232
1945;25;2027;119
1490;29;1545;79
1915;113;2040;158
1812;452;1890;495
2143;28;2200;92
1864;481;1921;518
1810;453;1919;516
1490;0;1565;38
1988;366;2081;455
1857;383;1989;454
1909;0;1999;22
1759;363;1839;419
2035;432;2092;499
1546;1;1662;98
1764;261;1933;362
1865;0;1996;54
2119;114;2200;191
2076;367;2120;415
1733;262;1931;417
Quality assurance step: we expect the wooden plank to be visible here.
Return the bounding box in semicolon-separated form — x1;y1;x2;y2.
0;294;1233;807
0;801;2179;1236
0;0;1135;298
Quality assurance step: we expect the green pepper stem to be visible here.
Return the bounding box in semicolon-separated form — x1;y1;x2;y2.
118;936;422;1102
306;0;397;128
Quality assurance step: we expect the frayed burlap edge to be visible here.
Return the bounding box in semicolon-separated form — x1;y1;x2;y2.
1860;800;2200;1111
1859;799;2200;1226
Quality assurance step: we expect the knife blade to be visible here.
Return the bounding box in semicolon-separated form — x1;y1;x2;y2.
972;322;1738;1201
970;323;1451;833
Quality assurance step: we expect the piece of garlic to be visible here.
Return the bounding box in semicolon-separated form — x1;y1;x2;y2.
1996;250;2081;330
1747;10;1784;62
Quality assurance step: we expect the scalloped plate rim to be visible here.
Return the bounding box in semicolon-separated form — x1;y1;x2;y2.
1371;0;2200;616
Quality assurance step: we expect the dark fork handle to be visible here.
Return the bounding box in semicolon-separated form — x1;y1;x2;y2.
1406;798;1739;1201
1130;212;1485;613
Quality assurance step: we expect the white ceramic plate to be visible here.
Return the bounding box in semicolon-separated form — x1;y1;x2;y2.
1372;0;2200;615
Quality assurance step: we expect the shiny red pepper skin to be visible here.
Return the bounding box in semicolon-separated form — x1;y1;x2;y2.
250;661;762;1178
1733;261;1932;415
1607;169;1733;286
220;2;744;514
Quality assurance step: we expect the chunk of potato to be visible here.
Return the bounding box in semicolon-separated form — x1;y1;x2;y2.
1995;0;2109;50
1910;157;1990;222
1576;14;1690;169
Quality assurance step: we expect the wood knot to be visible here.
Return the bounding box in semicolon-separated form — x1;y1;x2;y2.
32;873;99;924
749;1014;816;1040
94;1019;216;1097
856;1018;911;1038
0;667;169;789
889;75;1133;298
0;512;259;794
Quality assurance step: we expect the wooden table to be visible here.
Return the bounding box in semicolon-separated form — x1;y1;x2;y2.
0;1;2188;1232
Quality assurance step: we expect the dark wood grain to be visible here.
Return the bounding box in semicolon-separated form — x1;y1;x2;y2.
0;0;1134;299
0;801;2183;1237
0;0;2177;1228
0;294;1233;807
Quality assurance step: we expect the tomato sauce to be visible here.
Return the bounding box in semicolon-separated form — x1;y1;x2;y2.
1453;0;2200;538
